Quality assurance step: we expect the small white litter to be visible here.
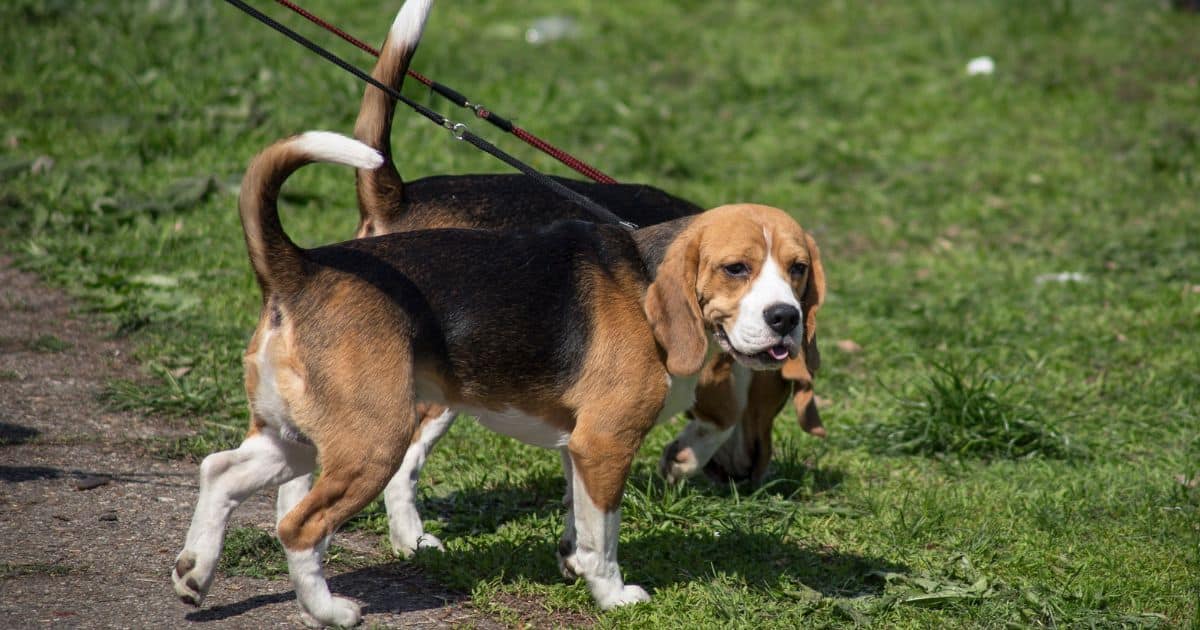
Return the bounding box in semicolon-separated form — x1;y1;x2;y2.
1034;272;1090;285
966;56;995;76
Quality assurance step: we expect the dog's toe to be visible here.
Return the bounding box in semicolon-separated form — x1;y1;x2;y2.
415;533;445;552
659;441;699;484
300;596;361;628
172;551;209;607
598;584;651;609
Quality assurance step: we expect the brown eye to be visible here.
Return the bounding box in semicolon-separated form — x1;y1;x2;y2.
723;262;750;278
789;262;808;277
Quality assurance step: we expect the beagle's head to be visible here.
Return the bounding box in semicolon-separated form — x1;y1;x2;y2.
645;204;825;378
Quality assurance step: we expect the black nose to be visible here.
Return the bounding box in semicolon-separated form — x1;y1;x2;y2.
763;303;800;335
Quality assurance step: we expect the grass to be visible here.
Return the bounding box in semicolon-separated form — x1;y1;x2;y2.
218;525;367;579
218;526;291;579
29;333;71;353
3;0;1199;626
866;360;1083;460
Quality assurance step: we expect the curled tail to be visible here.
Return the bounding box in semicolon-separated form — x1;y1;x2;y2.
240;131;383;296
353;0;435;236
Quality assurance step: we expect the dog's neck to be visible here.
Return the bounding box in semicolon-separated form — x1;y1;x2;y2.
632;215;695;279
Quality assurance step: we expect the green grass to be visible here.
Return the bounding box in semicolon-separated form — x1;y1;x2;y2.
865;360;1083;460
218;526;291;579
218;525;365;579
29;333;72;353
4;0;1199;626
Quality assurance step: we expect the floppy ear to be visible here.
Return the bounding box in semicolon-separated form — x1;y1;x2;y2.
781;232;827;437
644;234;707;376
801;232;825;369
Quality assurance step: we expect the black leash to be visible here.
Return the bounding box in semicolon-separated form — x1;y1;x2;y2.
223;0;636;230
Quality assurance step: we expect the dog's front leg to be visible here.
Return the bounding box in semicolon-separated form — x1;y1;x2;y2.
383;406;455;556
560;435;649;610
659;417;736;484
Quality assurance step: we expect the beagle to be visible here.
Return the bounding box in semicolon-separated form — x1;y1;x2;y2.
304;0;827;558
172;130;825;624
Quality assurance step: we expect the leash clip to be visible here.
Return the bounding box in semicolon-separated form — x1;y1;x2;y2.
442;120;469;140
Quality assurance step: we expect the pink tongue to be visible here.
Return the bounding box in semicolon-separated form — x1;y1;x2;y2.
767;345;789;360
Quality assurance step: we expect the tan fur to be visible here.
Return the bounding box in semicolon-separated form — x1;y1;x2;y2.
565;266;668;511
740;370;794;483
242;321;266;439
263;285;419;550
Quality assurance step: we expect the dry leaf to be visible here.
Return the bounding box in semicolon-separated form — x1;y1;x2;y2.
836;339;863;353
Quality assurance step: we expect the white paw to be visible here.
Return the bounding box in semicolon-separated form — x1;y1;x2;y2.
597;584;651;610
557;552;578;581
172;550;212;607
299;595;362;628
659;442;699;484
391;533;445;558
415;533;445;553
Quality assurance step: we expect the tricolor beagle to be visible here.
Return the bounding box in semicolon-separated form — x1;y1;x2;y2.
172;130;825;624
310;0;827;558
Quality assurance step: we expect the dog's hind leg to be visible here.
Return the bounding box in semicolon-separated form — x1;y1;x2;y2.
277;409;416;627
173;426;315;607
557;447;579;580
383;404;455;557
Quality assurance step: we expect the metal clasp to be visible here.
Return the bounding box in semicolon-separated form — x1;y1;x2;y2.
442;120;468;140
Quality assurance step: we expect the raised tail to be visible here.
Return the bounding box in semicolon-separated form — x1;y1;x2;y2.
240;131;384;296
353;0;435;237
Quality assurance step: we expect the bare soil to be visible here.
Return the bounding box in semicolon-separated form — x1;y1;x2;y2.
0;258;503;629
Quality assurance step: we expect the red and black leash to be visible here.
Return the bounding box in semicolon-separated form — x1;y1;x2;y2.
223;0;632;228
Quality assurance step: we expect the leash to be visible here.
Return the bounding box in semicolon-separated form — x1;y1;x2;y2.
272;0;617;186
223;0;635;229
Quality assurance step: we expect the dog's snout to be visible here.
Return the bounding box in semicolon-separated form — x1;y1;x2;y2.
763;303;800;335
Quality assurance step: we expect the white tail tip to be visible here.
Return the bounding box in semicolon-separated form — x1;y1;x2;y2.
295;131;383;170
390;0;434;51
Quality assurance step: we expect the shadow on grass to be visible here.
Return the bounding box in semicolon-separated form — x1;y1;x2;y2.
701;458;847;501
409;464;891;601
630;529;905;597
411;458;848;537
418;525;904;600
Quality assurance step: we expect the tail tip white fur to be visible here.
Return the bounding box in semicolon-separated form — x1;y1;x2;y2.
295;131;383;170
390;0;434;50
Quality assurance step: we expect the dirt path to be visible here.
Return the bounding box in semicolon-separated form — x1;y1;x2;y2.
0;258;502;629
